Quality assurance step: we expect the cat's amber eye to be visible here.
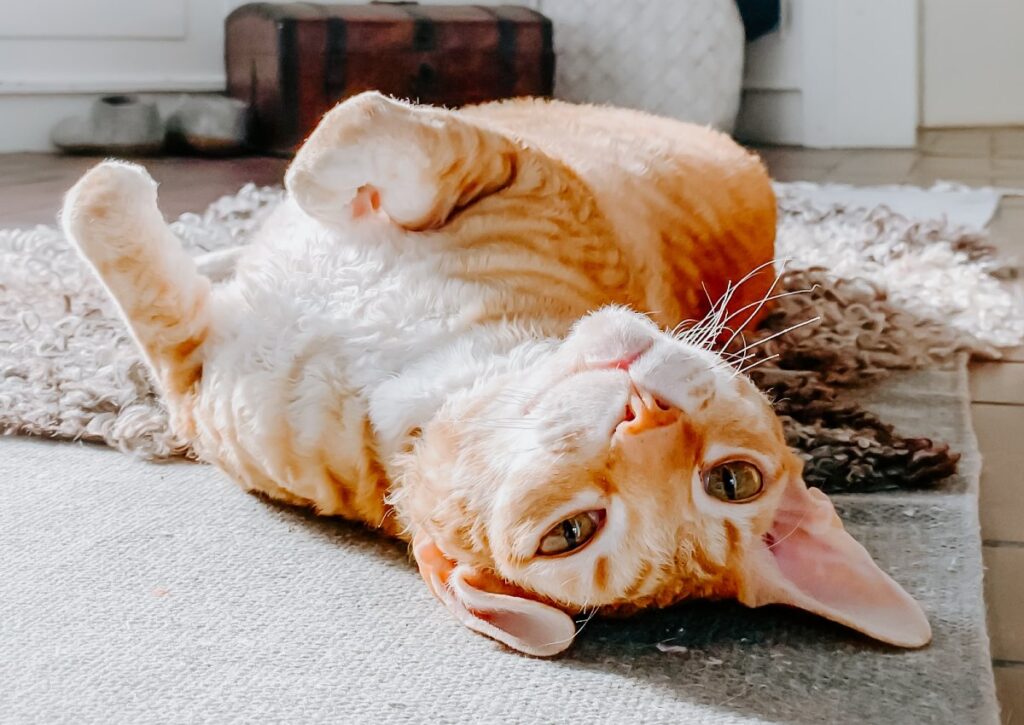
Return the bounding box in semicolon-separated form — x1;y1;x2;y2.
537;510;605;556
704;461;764;502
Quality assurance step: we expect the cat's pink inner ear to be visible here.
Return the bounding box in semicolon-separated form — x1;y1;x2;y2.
739;479;932;648
412;535;576;657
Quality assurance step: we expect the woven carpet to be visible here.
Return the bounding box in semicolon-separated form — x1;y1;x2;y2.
1;182;1019;723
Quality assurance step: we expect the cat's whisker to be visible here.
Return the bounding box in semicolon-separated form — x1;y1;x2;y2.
684;257;792;349
541;608;598;650
732;316;821;358
719;261;788;354
732;354;780;379
765;510;808;552
726;256;784;291
693;281;736;347
574;608;599;634
672;318;699;339
679;281;731;346
718;336;750;360
717;284;819;333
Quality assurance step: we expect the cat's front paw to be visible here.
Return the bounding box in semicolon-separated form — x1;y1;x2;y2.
62;161;160;261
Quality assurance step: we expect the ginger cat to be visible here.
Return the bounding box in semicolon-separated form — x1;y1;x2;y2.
62;93;930;656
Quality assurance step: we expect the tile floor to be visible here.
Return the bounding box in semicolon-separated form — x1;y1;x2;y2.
1;130;1021;722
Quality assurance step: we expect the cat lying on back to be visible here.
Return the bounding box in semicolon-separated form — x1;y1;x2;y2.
62;92;930;656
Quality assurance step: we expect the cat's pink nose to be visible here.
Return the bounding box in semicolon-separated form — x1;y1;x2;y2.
618;389;680;435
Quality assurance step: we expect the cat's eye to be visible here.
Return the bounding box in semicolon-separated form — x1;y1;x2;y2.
704;461;764;502
537;510;605;556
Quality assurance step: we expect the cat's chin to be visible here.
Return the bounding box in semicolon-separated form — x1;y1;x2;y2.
563;307;661;366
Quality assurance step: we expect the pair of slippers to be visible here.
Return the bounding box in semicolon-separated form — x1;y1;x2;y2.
52;95;248;156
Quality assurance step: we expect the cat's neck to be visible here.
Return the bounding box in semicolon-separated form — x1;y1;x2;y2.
369;320;562;469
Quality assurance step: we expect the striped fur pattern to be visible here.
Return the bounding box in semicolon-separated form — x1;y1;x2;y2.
62;93;928;656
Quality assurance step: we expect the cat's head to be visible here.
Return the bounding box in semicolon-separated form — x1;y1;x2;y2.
399;306;931;656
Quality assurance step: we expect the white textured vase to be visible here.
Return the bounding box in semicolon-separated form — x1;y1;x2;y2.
538;0;745;132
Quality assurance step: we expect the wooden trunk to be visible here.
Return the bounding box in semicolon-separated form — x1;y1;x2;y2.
225;2;554;155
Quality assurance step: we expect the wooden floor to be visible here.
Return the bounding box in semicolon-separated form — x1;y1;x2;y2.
2;137;1022;722
0;154;289;228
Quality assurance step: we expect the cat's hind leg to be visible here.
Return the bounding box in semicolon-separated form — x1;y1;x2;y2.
62;161;211;403
285;91;519;230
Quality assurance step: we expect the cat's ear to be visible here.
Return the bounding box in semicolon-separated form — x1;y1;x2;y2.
286;91;518;230
737;475;932;648
413;535;576;657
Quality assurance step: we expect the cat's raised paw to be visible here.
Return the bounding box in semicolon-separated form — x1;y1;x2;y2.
64;160;157;221
62;161;161;260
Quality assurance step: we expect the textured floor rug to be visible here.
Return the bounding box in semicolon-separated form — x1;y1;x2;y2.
0;183;1021;723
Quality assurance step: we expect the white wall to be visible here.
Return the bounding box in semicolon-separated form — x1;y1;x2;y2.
736;0;918;148
922;0;1024;127
0;0;539;152
2;0;922;151
0;0;244;152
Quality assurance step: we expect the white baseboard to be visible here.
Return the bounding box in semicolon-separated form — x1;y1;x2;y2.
0;92;219;152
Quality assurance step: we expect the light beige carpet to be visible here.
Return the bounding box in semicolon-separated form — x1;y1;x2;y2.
0;362;997;724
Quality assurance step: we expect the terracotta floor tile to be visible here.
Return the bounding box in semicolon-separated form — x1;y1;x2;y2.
749;146;844;170
921;130;991;158
971;363;1024;405
995;665;1024;725
822;172;913;186
828;150;918;179
974;404;1024;543
0;154;288;227
994;129;1024;160
912;155;994;178
984;545;1024;661
994;158;1024;176
920;129;993;157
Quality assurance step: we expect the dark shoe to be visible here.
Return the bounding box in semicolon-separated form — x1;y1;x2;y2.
165;95;248;156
